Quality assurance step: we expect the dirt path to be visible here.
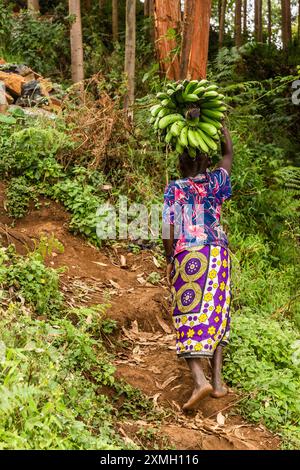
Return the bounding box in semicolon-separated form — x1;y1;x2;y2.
0;185;280;450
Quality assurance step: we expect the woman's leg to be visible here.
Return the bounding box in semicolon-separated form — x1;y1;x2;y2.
210;345;228;398
182;358;213;411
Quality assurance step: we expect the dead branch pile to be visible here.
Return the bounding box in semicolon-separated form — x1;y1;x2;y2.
63;74;131;169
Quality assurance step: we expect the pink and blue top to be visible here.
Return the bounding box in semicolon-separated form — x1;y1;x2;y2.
163;168;232;256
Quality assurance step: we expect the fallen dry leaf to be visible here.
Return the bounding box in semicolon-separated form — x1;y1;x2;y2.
152;256;161;268
155;315;172;334
156;375;178;390
101;184;113;191
172;401;181;412
171;384;182;391
152;392;161;407
120;254;127;268
92;261;108;267
109;279;121;289
137;276;146;285
216;412;226;426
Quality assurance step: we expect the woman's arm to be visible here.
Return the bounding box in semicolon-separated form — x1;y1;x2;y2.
218;126;233;175
163;224;174;286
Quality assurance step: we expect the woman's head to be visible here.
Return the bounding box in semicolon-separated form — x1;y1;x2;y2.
179;150;211;178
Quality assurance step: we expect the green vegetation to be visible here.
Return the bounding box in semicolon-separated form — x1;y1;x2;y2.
0;242;160;449
0;0;300;451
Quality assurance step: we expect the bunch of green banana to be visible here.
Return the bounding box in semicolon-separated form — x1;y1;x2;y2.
149;79;227;157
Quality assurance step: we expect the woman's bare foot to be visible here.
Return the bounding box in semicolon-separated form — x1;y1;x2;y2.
183;383;213;411
211;383;228;398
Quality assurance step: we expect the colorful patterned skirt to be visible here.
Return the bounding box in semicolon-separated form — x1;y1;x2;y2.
171;245;231;359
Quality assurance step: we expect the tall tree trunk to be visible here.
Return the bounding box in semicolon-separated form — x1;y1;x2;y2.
188;0;212;79
154;0;181;80
281;0;292;50
243;0;247;37
180;0;195;79
268;0;272;44
144;0;149;16
124;0;136;117
254;0;263;42
235;0;242;47
112;0;118;42
219;0;227;48
27;0;39;11
69;0;84;83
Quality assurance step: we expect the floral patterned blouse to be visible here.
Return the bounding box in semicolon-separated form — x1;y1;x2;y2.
163;168;232;256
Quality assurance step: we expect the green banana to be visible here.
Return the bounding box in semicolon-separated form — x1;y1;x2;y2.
185;80;200;94
201;100;224;109
183;93;200;103
204;84;218;92
154;117;160;130
157;108;173;119
149;116;156;124
201;115;223;129
202;91;219;99
197;129;218;151
194;131;209;153
198;122;218;137
158;113;184;130
176;83;184;91
178;126;188;147
150;104;162;117
161;98;176;108
201;109;224;120
165;130;173;144
193;87;206;96
187;129;200;149
170;120;186;136
167;89;176;96
176;141;184;154
197;79;208;87
156;92;170;101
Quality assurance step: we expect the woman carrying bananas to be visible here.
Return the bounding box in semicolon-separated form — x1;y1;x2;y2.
162;127;233;411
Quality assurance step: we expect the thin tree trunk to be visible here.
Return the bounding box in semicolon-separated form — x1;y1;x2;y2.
188;0;212;80
254;0;263;42
219;0;227;48
124;0;136;117
268;0;272;44
69;0;84;83
112;0;118;42
180;0;195;79
235;0;242;47
243;0;247;37
154;0;181;80
27;0;39;11
149;0;154;17
281;0;292;50
144;0;149;16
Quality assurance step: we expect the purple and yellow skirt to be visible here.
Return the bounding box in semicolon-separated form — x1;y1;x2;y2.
171;245;231;359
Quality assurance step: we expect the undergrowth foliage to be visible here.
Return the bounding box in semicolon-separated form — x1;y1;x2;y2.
0;243;160;450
